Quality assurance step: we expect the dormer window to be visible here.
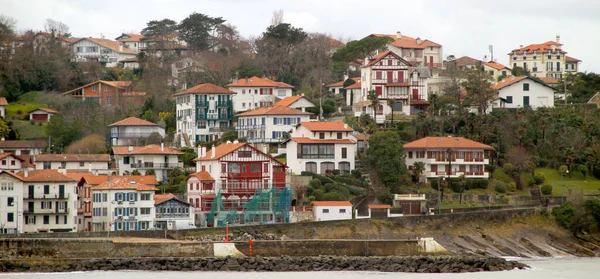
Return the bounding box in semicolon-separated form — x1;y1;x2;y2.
513;56;517;60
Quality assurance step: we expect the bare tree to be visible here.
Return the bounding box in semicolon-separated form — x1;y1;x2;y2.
44;18;70;37
0;14;16;43
271;10;284;26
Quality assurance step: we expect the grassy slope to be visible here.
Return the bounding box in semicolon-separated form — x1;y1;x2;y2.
12;120;47;139
533;167;600;196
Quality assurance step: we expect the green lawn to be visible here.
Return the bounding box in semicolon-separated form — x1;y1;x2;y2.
533;167;600;196
5;103;43;120
11;120;47;139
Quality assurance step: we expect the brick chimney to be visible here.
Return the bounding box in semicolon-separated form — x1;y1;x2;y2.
396;31;402;39
556;35;560;44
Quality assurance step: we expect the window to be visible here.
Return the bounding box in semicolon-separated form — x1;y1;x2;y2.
242;89;245;94
123;156;130;164
339;209;346;213
305;162;317;173
238;151;251;158
319;133;325;139
278;90;286;97
104;85;109;91
7;197;14;206
103;193;107;202
141;193;151;201
44;215;50;224
523;96;530;107
7;213;13;222
506;96;513;104
9;160;14;166
106;96;112;105
342;148;347;159
322;209;329;213
44;185;50;195
92;85;98;91
60;162;66;169
299;144;335;159
337;132;342;139
523;83;529;91
320;162;335;174
141;208;151;215
1;160;5;165
79;162;85;167
556;62;560;71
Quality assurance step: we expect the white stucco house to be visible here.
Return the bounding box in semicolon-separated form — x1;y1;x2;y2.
0;171;24;234
29;108;58;122
404;137;494;179
153;193;195;230
0;97;7;118
34;154;111;174
327;77;360;95
174;83;235;147
285;122;356;174
109;117;166;146
115;33;144;53
0;153;31;171
482;61;510;81
236;106;313;144
227;76;294;112
273;95;316;112
492;76;555;110
312;201;353;221
112;144;183;183
71;37;137;67
91;178;158;232
0;140;47;155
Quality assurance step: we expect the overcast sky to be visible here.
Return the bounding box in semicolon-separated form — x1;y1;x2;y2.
4;0;600;72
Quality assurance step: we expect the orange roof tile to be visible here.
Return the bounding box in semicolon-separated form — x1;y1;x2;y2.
73;37;137;55
491;76;528;90
117;33;144;42
30;108;58;114
227;76;294;88
0;140;47;149
345;81;362;90
61;80;136;96
81;175;158;186
291;137;355;144
93;178;157;191
510;41;564;55
538;77;559;85
368;204;391;209
273;96;313;107
403;137;494;150
109;117;159;127
194;142;246;161
370;33;441;49
187;171;215;181
0;170;25;181
113;144;183;155
300;121;353;132
0;97;8;106
15;170;78;182
174;83;234;96
327;37;345;48
65;172;90;182
35;154;110;162
237;106;312;117
312;201;352;207
154;193;188;205
566;56;581;62
453;56;482;68
483;61;509;71
352;134;370;141
327;77;360;88
0;153;26;162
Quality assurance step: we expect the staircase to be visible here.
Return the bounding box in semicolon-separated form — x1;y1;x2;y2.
529;186;545;206
352;155;375;216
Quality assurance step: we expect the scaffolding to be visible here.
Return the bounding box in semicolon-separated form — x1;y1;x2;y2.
206;187;293;227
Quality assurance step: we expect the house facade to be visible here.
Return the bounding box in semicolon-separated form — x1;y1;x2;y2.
115;33;145;53
190;142;288;227
312;201;352;221
273;95;315;112
404;137;494;179
61;80;146;106
565;56;581;73
371;32;443;68
508;36;581;79
113;144;182;182
0;97;7;118
327;77;360;95
28;108;57;122
236;106;313;144
174;83;235;147
0;171;23;234
0;140;47;155
34;154;111;174
154;193;195;229
227;76;294;112
0;153;30;171
91;178;157;232
492;76;555;109
21;170;78;233
71;38;136;67
482;61;510;81
285;122;356;174
353;50;430;123
109;117;166;146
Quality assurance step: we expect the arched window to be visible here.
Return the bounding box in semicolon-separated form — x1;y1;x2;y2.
320;162;335;174
305;162;317;173
339;162;351;174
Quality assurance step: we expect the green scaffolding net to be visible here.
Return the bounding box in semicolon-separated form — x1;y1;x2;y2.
206;187;293;227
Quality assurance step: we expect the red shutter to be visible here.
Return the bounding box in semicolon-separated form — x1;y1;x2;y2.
431;165;437;173
387;71;393;83
375;71;382;79
387;59;392;66
430;56;434;66
408;152;413;159
260;88;263;95
398;71;404;83
412;89;419;100
270;88;273;95
375;86;382;96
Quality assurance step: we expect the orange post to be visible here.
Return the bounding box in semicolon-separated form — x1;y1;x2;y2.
249;239;253;257
225;223;229;243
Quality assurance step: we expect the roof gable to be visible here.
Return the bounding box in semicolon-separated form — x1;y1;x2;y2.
112;144;183;155
226;76;294;89
300;121;353;132
493;76;556;91
109;117;159;127
312;201;352;207
403;137;494;150
362;50;412;68
174;83;235;96
236;105;312;117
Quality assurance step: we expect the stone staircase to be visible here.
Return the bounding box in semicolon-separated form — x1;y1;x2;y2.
529;186;545;206
352;155;375;216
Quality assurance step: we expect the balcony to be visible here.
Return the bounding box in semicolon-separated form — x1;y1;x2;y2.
24;208;70;214
25;193;70;200
246;138;284;144
427;171;488;178
216;100;232;107
297;154;335;159
130;163;179;169
156;213;189;219
196;101;209;107
236;125;266;131
110;133;155;139
222;172;269;179
199;113;232;120
424;62;443;68
384;79;410;86
209;127;231;133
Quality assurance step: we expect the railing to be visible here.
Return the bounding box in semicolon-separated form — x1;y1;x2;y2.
290;206;313;212
246;138;284;144
216;100;232;107
156;213;189;219
385;79;409;84
235;125;266;130
109;133;156;138
199;113;232;120
196;101;209;107
209;127;231;133
424;62;443;68
130;163;179;169
24;208;70;214
25;193;70;200
222;172;270;179
297;154;335;159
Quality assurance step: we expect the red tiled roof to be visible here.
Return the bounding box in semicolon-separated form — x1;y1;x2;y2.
368;204;391;209
61;80;138;96
327;77;360;88
174;83;234;96
30;108;58;114
327;37;345;48
16;170;78;182
237;106;312;117
370;33;441;49
154;193;188;205
345;81;361;89
0;153;26;162
93;178;157;191
113;144;183;155
312;201;352;207
227;76;294;88
291;137;355;144
0;170;24;181
566;56;581;62
0;97;8;106
491;76;528;90
538;77;559;85
35;154;110;162
81;175;158;186
510;41;564;55
300;121;353;132
483;61;509;71
454;56;482;68
403;137;494;150
65;172;90;182
108;117;159;127
352;134;370;141
187;171;215;181
117;33;144;42
273;96;314;107
73;37;137;55
0;140;47;149
194;142;246;161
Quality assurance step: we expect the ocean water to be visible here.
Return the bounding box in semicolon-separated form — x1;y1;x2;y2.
1;257;598;279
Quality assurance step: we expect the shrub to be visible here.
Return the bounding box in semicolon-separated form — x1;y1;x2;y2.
559;165;569;177
527;176;537;186
131;170;141;176
66;134;107;154
503;163;513;174
145;169;155;176
552;202;576;229
308;178;322;189
502;196;510;204
494;182;507;194
593;167;600;180
508;182;517;192
376;189;393;205
540;208;549;216
541;184;553;195
450;181;462;193
533;175;545;185
332;169;341;175
351;170;362;179
16;110;22;115
469;179;489;189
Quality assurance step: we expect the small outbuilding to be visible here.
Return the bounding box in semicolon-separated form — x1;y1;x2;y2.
29;108;58;122
312;201;352;221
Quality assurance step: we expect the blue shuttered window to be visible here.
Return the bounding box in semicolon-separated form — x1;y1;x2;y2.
273;117;277;124
272;131;276;139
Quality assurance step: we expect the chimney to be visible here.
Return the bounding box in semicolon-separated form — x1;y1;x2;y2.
128;146;133;152
161;142;164;151
396;31;402;39
107;173;112;181
344;123;348;129
416;37;422;45
226;140;232;144
343;74;349;81
211;145;216;158
24;170;28;178
119;45;123;52
519;45;523;48
198;146;206;158
556;35;560;44
233;140;239;144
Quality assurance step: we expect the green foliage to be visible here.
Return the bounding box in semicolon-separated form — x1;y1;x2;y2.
376;189;393;205
503;163;513;174
177;12;225;50
533;174;545;185
46;115;83;153
180;149;197;167
564;72;600;103
559;165;569;177
131;170;141;176
462;67;497;114
583;198;600;230
350;170;362;179
541;184;553;195
511;66;530;77
330;175;367;188
145;169;156;176
309;178;322;189
508;182;517;192
140;109;154;122
141;18;178;38
552;202;576;229
494;181;507;194
578;164;588;179
234;60;263;78
0;118;10;139
168;167;186;185
368;131;407;187
332;36;393;63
